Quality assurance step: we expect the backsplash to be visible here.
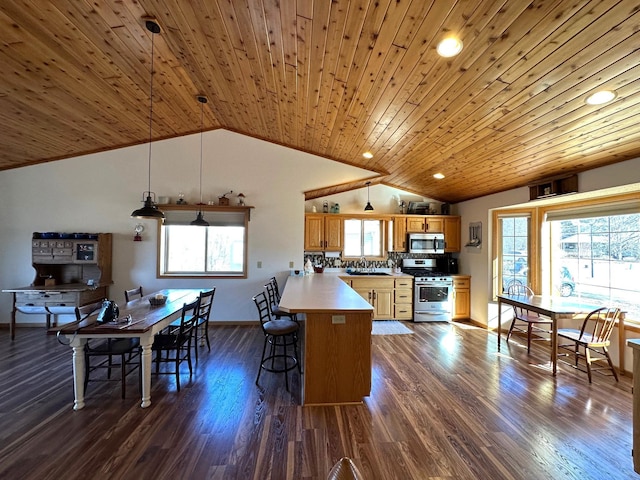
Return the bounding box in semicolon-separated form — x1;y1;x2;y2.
304;252;443;269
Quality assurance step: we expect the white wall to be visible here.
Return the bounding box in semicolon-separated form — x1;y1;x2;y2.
0;129;373;325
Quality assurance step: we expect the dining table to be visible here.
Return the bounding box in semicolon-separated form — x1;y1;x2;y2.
496;293;625;375
57;288;202;410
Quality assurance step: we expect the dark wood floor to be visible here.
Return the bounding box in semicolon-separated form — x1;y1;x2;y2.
0;322;635;479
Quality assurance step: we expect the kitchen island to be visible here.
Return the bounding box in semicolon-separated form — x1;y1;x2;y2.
279;273;374;405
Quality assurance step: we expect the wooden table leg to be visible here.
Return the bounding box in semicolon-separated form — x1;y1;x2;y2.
551;314;558;376
10;293;16;340
70;336;87;411
140;335;154;408
497;298;502;352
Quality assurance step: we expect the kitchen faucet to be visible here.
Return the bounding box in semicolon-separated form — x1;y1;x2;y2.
359;256;368;272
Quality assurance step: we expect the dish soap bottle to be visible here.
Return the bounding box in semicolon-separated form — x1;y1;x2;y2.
304;258;314;275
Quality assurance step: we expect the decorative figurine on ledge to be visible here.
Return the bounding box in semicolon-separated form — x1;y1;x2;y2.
237;192;246;206
218;190;233;206
176;192;187;205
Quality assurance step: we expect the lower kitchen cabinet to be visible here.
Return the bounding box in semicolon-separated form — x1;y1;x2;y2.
342;276;412;320
350;278;393;319
452;275;471;320
394;277;413;320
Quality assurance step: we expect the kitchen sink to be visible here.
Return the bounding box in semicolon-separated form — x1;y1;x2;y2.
347;271;391;276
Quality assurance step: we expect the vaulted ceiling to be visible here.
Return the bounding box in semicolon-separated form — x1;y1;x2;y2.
1;1;639;203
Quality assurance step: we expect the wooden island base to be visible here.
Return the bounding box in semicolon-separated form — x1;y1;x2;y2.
279;274;374;405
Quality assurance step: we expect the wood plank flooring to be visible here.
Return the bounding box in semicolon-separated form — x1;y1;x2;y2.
0;322;635;479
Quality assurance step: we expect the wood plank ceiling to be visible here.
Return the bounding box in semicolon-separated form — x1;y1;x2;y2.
0;1;639;203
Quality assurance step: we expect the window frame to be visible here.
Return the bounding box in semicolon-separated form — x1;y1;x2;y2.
492;192;640;322
492;208;539;299
156;205;251;279
341;216;387;261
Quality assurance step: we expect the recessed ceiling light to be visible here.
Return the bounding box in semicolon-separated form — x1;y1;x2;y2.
585;90;617;105
436;37;463;57
433;173;445;179
362;151;373;159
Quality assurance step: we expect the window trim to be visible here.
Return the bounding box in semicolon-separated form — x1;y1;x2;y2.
492;191;640;313
341;217;387;261
156;205;252;279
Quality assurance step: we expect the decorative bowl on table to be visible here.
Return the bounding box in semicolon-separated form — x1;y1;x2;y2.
149;295;167;306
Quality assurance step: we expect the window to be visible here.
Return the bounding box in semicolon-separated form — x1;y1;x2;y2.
499;215;531;293
548;212;640;318
343;218;384;258
159;208;248;277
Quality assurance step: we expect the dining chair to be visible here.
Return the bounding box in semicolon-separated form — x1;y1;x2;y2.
124;286;144;302
151;298;200;391
253;291;301;392
557;306;621;383
193;288;215;362
77;302;141;399
505;284;552;353
265;277;298;323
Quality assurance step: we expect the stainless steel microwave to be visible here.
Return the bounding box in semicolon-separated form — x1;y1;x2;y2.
408;233;445;254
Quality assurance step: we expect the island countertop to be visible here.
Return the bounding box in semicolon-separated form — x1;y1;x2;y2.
279;274;374;314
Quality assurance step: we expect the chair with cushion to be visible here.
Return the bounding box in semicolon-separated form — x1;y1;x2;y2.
327;457;364;480
557;306;621;383
124;286;144;302
151;298;200;391
77;302;141;399
505;284;553;353
253;291;301;392
193;288;215;362
265;277;298;323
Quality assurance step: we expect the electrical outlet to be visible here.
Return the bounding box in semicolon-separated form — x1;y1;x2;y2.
257;261;262;268
332;315;346;324
289;261;294;268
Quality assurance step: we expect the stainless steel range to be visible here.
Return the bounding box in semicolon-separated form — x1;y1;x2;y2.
401;258;453;322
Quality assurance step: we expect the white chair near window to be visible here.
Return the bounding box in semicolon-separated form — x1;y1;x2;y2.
505;284;553;353
557;306;621;383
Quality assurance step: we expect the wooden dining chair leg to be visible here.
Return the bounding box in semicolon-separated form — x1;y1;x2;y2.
120;354;126;399
527;324;533;353
174;350;181;391
605;348;619;381
585;348;593;383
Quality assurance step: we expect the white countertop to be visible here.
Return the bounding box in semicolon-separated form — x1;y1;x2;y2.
279;274;374;314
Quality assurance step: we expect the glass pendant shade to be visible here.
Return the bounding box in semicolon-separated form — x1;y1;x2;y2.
364;181;374;211
131;19;165;221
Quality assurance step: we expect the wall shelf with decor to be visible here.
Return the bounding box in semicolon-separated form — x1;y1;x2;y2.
157;204;254;220
528;174;578;200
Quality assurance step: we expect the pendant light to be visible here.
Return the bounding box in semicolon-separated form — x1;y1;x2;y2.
191;95;209;227
364;181;374;211
131;19;165;220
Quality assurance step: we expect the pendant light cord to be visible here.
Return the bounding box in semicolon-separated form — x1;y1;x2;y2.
199;99;204;204
147;26;155;195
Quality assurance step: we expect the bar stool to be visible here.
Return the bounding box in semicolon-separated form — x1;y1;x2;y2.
252;292;301;391
264;278;298;323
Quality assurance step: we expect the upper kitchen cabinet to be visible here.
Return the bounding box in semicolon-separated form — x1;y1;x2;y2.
406;215;444;233
443;216;461;252
389;216;407;252
304;214;343;251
